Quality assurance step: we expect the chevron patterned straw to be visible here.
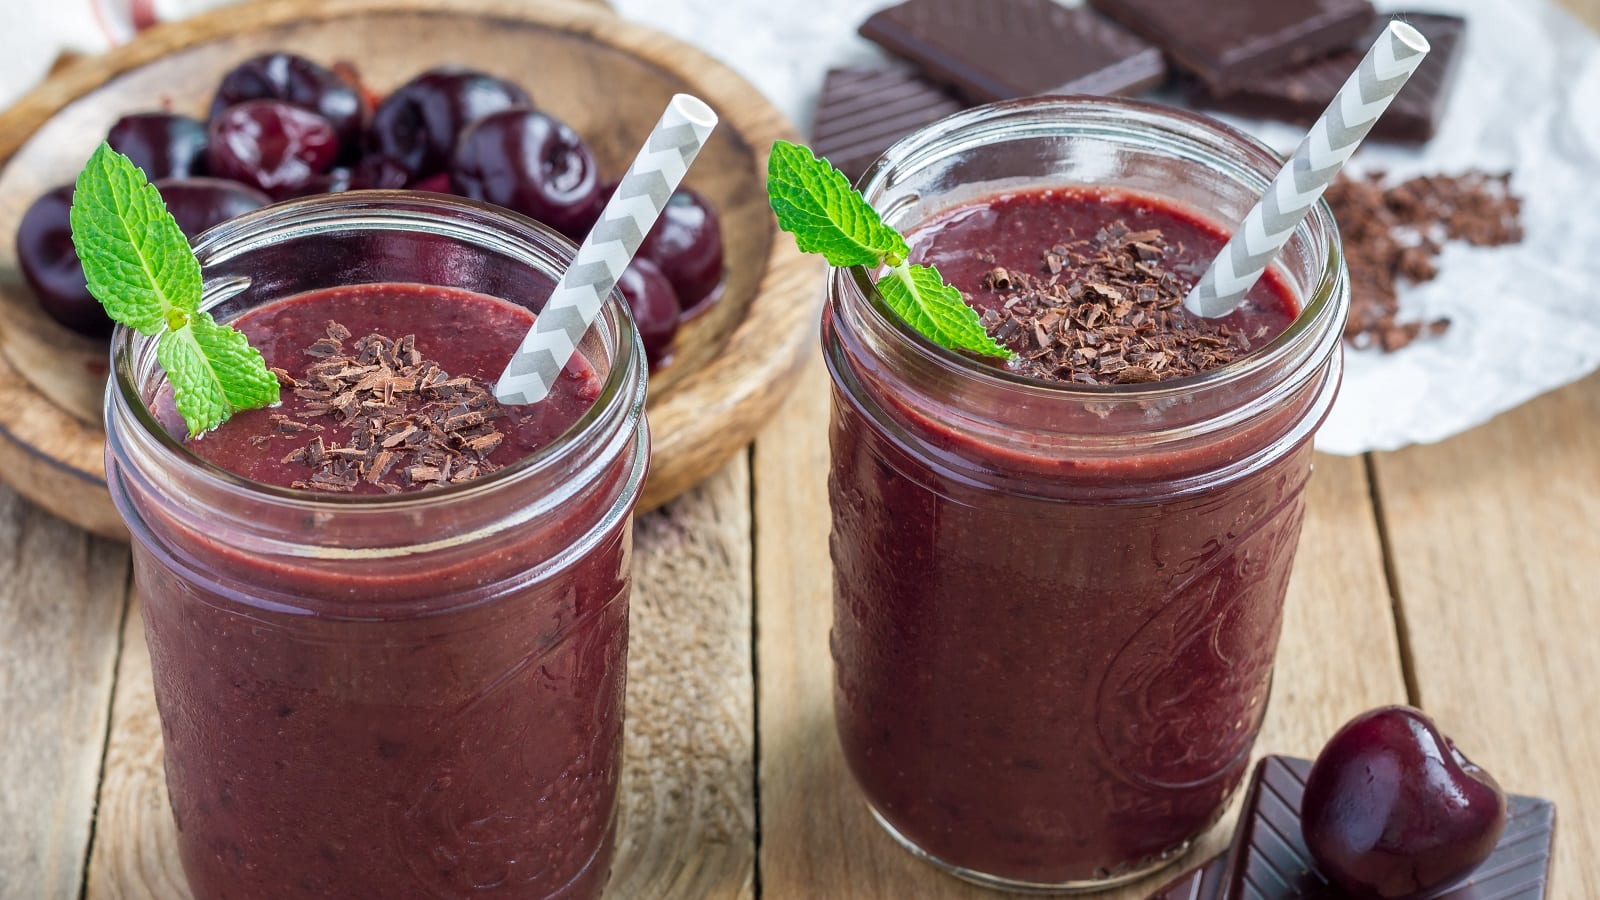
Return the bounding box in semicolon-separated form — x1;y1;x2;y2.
495;94;718;404
1184;22;1430;318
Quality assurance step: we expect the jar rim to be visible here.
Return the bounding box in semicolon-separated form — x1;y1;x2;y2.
107;191;645;511
848;95;1346;404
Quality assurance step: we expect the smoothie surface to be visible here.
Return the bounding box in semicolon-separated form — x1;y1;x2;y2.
907;186;1301;384
178;282;602;493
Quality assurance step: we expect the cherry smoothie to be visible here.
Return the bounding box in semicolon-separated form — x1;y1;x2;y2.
128;280;632;900
109;196;649;900
826;152;1344;885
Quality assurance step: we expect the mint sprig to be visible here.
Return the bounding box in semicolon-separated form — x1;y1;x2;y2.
766;140;1010;359
70;144;278;436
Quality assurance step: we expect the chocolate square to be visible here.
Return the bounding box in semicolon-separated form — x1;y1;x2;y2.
1187;13;1467;144
812;66;967;182
1086;0;1376;94
1144;755;1557;899
858;0;1167;104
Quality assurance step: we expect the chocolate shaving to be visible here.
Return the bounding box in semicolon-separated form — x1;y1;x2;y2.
976;222;1252;385
1327;171;1522;351
274;324;508;493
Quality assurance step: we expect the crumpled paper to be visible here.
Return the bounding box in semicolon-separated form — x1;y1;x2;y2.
619;0;1600;454
5;0;1596;454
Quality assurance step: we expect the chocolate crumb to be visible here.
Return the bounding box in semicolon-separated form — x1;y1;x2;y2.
975;222;1252;385
1327;171;1522;351
276;325;508;493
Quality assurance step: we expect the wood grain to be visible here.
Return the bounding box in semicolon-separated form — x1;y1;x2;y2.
1371;371;1600;899
614;458;755;899
751;358;1406;896
85;458;756;899
0;486;129;899
0;0;820;539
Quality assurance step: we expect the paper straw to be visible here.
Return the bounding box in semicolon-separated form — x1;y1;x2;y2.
1184;22;1430;318
495;94;718;405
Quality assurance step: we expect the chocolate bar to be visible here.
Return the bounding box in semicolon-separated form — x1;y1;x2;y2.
858;0;1166;104
1187;13;1466;144
1086;0;1375;94
812;66;966;182
1145;756;1557;899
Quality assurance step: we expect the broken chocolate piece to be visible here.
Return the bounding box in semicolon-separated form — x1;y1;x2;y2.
812;66;967;182
1086;0;1375;94
1188;13;1466;144
1143;755;1557;900
859;0;1166;104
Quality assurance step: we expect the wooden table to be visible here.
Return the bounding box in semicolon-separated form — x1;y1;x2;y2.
4;7;1599;897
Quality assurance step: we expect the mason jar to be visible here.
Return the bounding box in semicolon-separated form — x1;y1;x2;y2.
104;194;649;900
824;98;1349;891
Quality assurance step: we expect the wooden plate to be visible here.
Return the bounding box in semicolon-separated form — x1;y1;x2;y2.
0;0;819;539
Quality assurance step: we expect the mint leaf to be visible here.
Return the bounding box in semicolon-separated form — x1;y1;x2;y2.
767;140;908;268
878;263;1011;359
69;143;200;335
765;140;1011;360
70;143;280;436
156;312;279;437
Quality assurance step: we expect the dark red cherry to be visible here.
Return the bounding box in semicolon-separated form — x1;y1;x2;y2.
154;177;270;239
1302;706;1507;899
369;68;531;180
616;257;682;369
348;154;410;190
639;188;723;315
409;172;454;194
106;112;208;180
16;185;107;336
206;100;340;199
274;166;354;200
450;109;601;239
209;53;366;161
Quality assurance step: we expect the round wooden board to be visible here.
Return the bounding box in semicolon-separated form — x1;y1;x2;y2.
0;0;820;540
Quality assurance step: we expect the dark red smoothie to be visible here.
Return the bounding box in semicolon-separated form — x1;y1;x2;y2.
132;283;629;899
828;188;1314;884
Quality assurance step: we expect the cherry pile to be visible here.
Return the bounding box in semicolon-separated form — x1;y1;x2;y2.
16;53;725;367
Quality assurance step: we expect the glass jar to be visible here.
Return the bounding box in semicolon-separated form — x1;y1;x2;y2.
824;98;1348;891
104;194;649;900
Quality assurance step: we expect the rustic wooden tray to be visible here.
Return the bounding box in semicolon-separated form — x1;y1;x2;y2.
0;0;819;539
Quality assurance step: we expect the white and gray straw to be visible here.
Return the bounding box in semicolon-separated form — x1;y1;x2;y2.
1184;22;1431;319
495;93;718;405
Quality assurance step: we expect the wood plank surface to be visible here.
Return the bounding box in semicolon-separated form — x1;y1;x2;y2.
84;461;755;899
751;357;1406;897
0;485;129;900
1371;370;1600;899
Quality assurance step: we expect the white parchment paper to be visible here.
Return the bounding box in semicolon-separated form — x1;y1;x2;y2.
4;0;1598;454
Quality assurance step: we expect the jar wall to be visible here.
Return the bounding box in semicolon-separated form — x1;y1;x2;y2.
823;98;1348;889
104;194;649;900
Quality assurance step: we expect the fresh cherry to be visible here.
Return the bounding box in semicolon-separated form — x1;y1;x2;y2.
616;257;682;368
154;177;271;239
207;99;340;199
275;167;354;200
209;53;366;161
449;109;600;238
1302;706;1507;899
638;188;723;315
348;154;411;190
15;185;107;336
368;68;531;181
106;112;208;180
409;172;454;194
